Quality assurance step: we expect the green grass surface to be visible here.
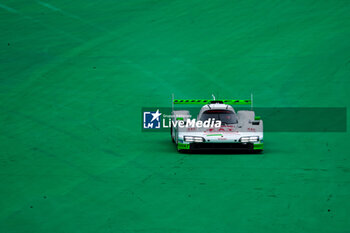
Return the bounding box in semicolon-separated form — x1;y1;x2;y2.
1;0;350;232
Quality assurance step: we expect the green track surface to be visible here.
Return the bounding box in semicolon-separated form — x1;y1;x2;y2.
1;1;349;232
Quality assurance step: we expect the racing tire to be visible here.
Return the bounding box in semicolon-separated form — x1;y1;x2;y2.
170;125;175;143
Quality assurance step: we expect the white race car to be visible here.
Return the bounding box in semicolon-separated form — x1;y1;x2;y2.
170;97;263;152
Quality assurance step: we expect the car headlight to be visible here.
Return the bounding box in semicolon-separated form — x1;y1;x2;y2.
184;136;204;142
240;136;259;142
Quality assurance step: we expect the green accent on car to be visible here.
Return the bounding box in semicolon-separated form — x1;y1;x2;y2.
255;116;261;120
173;99;251;105
207;134;223;136
177;143;190;150
254;143;264;150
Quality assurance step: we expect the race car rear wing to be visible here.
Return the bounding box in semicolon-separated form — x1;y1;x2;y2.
173;99;251;105
171;94;254;111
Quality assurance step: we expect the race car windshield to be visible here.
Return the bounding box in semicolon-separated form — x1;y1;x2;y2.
200;110;238;124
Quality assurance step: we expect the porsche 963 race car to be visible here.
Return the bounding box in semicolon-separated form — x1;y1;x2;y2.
170;96;263;152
